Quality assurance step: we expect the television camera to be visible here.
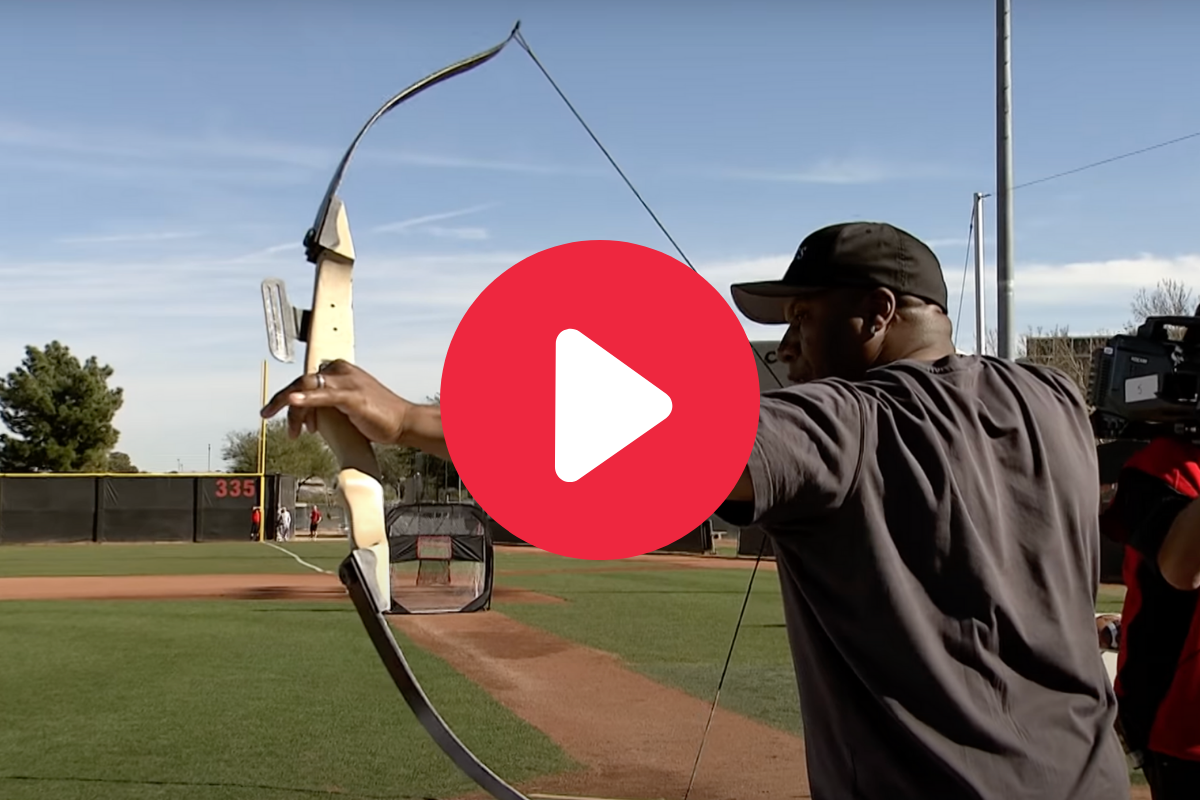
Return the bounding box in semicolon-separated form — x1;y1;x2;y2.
1088;314;1200;441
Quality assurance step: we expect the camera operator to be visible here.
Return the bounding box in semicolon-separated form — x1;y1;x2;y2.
1100;313;1200;798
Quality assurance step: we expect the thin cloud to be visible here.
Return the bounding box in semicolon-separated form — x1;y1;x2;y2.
0;118;605;190
687;251;1200;339
0;154;316;187
366;149;606;177
2;118;581;179
924;236;997;249
711;157;958;184
695;250;1198;314
425;226;489;240
373;203;494;234
223;242;302;264
58;231;202;245
1008;253;1200;305
0;119;333;169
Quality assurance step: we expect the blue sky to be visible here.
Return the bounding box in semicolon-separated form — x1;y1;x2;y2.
2;1;1199;473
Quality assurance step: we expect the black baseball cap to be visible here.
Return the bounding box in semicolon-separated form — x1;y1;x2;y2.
730;221;948;325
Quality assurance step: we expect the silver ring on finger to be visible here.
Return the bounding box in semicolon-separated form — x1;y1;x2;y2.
316;373;325;390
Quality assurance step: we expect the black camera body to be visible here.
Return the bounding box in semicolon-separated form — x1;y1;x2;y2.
1088;315;1200;441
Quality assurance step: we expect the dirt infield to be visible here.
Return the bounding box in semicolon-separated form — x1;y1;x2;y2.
0;573;560;605
0;573;346;601
392;610;809;800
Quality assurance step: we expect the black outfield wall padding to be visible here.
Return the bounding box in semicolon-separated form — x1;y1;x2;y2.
0;474;273;544
99;477;193;542
737;525;775;559
0;476;96;544
261;474;297;539
655;519;714;554
485;515;527;546
199;475;264;541
485;514;714;555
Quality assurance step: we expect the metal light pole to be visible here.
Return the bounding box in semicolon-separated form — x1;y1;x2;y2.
258;359;268;541
996;0;1016;359
973;192;987;355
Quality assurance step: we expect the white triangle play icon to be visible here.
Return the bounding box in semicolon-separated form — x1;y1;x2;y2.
555;329;673;483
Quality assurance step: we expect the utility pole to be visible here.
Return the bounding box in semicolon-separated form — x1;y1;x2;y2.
996;0;1016;359
973;192;987;355
258;360;268;541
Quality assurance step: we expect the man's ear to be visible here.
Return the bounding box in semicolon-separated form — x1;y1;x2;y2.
861;287;897;334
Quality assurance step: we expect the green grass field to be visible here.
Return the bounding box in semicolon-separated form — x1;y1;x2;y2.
0;542;1139;798
0;541;348;578
1097;584;1127;614
0;599;574;800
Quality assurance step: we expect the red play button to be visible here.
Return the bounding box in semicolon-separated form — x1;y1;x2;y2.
440;240;761;560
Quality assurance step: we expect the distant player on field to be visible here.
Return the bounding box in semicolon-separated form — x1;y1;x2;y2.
276;506;291;542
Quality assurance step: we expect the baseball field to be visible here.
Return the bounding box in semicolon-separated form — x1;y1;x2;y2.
0;542;1142;800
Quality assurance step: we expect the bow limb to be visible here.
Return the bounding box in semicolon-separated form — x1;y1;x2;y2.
339;551;532;800
298;20;524;611
304;202;530;800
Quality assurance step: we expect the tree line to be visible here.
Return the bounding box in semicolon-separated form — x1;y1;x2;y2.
0;338;459;501
1012;278;1196;392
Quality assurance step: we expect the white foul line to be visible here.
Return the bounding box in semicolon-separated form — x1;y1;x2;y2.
263;541;333;574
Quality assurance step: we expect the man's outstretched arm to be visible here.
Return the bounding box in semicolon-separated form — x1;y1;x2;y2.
261;360;758;504
259;359;452;461
394;403;452;462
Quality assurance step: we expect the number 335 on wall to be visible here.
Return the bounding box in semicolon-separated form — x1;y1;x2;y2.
212;479;258;499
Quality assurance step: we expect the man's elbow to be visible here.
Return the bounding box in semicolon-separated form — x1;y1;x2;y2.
1158;554;1200;592
1157;498;1200;592
726;467;755;504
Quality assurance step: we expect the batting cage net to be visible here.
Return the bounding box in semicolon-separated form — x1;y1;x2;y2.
384;502;494;614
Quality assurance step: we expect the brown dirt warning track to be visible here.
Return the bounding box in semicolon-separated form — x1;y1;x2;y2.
0;551;1149;800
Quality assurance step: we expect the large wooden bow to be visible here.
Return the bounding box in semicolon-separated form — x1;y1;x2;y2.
261;23;531;800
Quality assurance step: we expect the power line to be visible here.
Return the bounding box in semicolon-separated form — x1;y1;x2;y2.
952;201;978;351
1011;129;1200;192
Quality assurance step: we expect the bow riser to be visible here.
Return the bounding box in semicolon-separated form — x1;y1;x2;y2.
304;197;391;611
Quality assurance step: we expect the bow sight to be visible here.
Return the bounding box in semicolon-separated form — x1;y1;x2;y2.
1088;314;1200;441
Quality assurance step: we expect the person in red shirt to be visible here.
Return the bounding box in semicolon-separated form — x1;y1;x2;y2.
250;506;262;541
309;505;321;538
1101;433;1200;799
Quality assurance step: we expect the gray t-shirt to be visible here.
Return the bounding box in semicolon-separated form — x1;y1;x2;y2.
716;354;1129;799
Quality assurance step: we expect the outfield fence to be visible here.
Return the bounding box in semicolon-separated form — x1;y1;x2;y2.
0;473;295;544
0;437;1143;586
